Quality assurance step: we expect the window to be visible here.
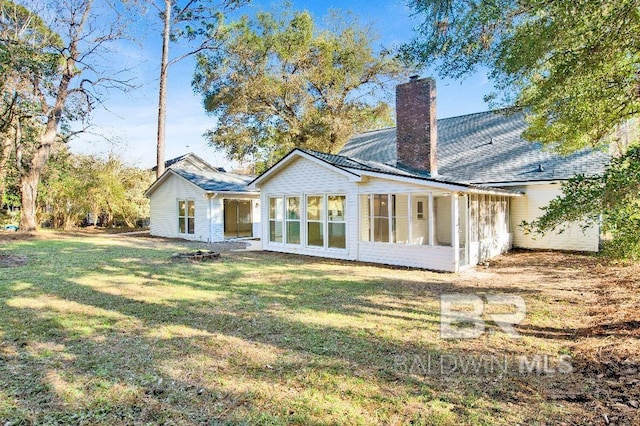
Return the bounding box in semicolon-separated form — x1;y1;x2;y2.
178;200;195;234
372;194;390;242
328;195;346;248
286;197;301;244
306;195;324;247
417;201;425;219
269;197;284;243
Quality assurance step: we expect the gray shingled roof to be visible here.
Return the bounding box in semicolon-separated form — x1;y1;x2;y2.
299;149;521;194
173;168;256;193
339;110;610;184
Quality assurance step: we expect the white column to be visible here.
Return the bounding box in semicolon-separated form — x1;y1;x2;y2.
452;194;460;272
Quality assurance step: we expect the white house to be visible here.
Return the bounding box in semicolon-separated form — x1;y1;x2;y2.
145;153;260;242
249;77;609;272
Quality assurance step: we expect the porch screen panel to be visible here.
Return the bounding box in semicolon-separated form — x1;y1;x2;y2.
470;195;479;242
269;197;284;243
479;194;490;240
411;195;429;245
373;194;390;242
393;194;409;243
306;195;324;247
328;195;346;249
286;197;300;244
433;193;452;246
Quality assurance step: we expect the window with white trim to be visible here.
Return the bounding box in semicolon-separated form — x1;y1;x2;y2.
306;195;324;247
269;197;284;243
178;200;195;234
327;195;346;248
286;196;301;244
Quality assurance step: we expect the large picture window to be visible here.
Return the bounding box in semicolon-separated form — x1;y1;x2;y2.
178;200;195;234
328;195;346;248
306;195;324;247
269;197;284;243
286;197;301;244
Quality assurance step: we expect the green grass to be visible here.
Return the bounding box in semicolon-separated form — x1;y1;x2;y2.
0;233;635;424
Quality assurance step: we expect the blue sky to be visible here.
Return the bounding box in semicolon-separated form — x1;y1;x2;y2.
69;0;493;170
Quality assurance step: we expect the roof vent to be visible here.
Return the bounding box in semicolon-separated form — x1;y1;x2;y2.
537;164;545;172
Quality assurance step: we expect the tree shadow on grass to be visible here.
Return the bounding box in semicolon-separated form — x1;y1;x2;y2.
0;237;607;424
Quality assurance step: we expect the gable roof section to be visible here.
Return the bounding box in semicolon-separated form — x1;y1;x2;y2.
250;148;521;195
339;110;610;184
145;167;257;197
249;149;363;189
151;152;225;173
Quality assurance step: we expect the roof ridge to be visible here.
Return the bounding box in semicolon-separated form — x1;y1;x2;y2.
347;108;522;140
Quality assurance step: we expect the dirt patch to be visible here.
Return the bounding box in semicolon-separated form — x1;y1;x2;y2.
0;254;27;268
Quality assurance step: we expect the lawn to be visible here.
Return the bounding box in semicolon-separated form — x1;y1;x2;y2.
0;232;638;425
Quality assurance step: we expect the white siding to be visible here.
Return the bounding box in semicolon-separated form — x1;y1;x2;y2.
252;199;261;238
358;243;456;271
210;197;224;242
509;183;599;252
149;174;209;241
259;157;358;261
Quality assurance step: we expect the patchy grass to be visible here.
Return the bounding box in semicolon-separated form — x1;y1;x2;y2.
0;232;638;425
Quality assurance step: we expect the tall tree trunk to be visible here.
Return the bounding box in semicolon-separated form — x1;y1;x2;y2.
0;135;13;207
156;0;171;179
19;169;39;230
19;128;57;231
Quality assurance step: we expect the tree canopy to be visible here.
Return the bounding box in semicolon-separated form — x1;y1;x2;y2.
193;9;408;170
403;0;640;153
0;0;135;230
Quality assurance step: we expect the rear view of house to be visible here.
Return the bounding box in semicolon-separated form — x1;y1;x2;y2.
145;153;260;242
249;76;609;272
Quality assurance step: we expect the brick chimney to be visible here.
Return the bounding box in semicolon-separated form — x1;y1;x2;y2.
396;76;438;176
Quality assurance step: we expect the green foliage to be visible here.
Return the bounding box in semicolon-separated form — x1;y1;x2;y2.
193;8;407;168
523;145;640;259
38;149;153;229
403;0;640;153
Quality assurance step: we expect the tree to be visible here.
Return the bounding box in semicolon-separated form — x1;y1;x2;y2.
403;0;640;153
0;0;62;210
192;9;408;171
404;0;640;258
147;0;249;178
39;149;154;229
0;0;134;230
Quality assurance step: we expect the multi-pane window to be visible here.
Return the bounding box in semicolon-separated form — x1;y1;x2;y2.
269;197;284;243
372;194;390;242
286;197;301;244
306;195;324;247
328;195;346;249
178;200;195;234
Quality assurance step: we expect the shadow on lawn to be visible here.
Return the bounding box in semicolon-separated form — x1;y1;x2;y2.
0;238;609;424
